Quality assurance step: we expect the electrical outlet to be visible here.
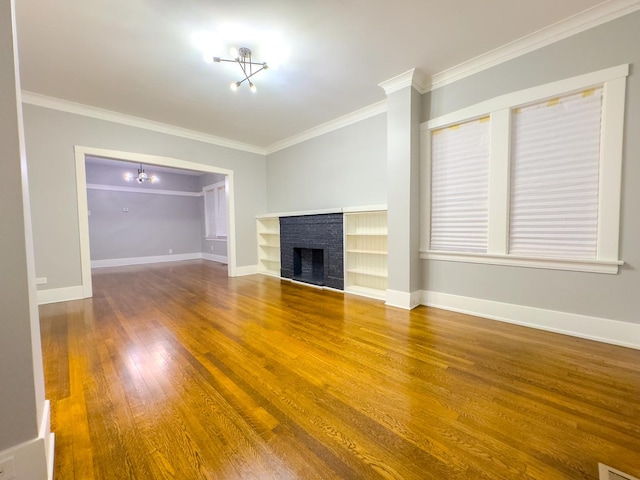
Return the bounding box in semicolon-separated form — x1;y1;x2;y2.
0;457;16;480
169;249;173;254
35;277;48;285
210;245;214;251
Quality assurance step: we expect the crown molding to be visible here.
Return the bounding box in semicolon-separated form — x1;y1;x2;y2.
265;100;388;154
429;0;640;91
21;91;266;155
378;68;430;95
86;183;203;197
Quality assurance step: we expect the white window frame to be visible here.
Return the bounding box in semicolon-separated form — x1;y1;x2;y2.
420;64;628;274
203;181;227;239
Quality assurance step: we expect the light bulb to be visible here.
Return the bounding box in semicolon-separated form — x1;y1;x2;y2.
124;172;134;182
249;82;257;93
230;81;239;91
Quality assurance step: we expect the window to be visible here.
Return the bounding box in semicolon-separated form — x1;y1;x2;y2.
421;65;628;274
430;117;490;253
509;89;602;259
204;181;227;238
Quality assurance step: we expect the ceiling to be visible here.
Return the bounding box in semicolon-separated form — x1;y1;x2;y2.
15;0;613;149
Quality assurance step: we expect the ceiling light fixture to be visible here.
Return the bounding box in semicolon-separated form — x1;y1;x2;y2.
124;164;159;184
213;47;268;92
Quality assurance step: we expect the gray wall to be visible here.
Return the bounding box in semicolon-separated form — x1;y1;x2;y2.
23;106;267;291
266;113;387;212
86;163;203;261
421;11;640;324
0;0;44;452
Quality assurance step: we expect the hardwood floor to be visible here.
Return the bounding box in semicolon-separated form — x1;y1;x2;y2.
39;260;640;479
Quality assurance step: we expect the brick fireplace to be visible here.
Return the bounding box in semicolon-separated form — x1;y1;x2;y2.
279;214;343;290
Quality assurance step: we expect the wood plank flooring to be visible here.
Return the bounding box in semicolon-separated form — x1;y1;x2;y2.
39;260;640;479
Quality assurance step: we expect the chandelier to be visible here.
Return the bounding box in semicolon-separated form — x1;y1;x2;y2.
213;47;268;92
124;164;159;184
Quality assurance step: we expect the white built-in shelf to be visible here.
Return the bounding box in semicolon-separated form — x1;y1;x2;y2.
346;249;388;255
346;268;388;278
345;284;387;301
344;210;388;300
346;232;387;237
256;217;281;277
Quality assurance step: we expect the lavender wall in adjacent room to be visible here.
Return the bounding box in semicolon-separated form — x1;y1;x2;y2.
86;162;203;261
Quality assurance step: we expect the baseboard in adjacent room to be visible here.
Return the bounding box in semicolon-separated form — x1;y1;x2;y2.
91;252;203;268
421;290;640;350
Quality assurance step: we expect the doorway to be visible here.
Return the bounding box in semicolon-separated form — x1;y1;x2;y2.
74;146;237;298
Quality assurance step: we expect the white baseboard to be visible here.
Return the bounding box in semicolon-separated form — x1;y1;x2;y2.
41;400;55;480
202;253;228;264
37;285;84;305
91;252;203;268
385;289;422;310
421;290;640;350
0;400;54;480
233;264;259;276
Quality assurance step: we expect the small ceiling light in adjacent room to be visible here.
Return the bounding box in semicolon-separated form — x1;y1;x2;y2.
213;46;268;92
125;164;159;184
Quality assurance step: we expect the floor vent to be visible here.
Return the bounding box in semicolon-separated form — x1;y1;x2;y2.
599;464;639;480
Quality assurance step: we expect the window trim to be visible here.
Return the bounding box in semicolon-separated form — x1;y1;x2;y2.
420;64;628;274
203;181;227;240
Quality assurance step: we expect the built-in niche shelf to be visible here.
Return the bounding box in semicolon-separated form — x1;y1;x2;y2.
256;217;281;277
344;210;388;300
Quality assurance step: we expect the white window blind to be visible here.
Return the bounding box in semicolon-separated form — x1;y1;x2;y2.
204;182;227;238
509;88;603;259
430;117;490;252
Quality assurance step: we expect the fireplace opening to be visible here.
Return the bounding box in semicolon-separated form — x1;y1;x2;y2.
293;248;324;286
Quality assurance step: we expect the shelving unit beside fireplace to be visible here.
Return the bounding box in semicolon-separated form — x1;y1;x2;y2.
344;210;388;300
256;216;281;277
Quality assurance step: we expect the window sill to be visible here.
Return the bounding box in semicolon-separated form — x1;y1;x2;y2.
206;237;227;242
420;250;622;274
